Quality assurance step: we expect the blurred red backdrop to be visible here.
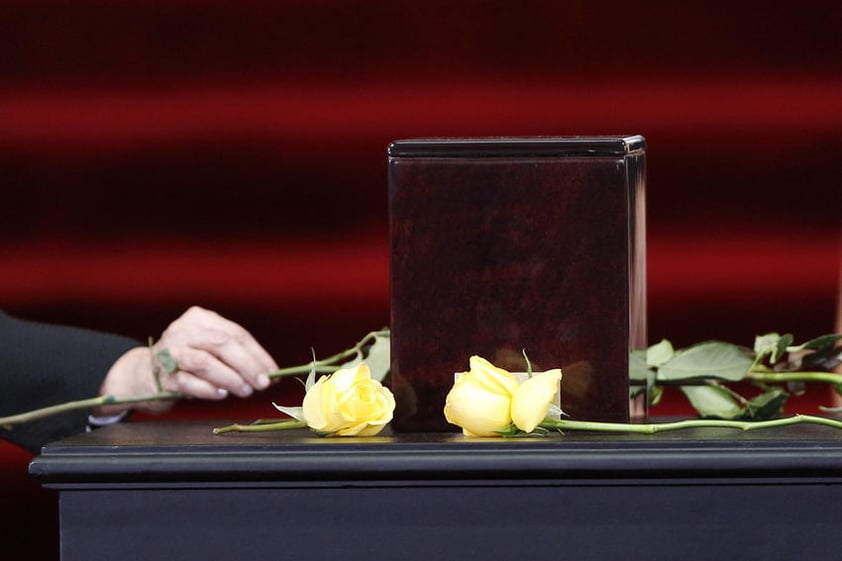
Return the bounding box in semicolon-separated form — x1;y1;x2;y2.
1;1;841;558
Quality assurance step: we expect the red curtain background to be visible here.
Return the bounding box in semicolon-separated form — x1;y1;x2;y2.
2;1;841;558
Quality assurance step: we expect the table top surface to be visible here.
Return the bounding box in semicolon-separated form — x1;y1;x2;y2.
28;418;842;485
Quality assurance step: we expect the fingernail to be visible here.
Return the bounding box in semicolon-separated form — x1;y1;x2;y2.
257;374;270;389
216;388;229;398
241;384;253;397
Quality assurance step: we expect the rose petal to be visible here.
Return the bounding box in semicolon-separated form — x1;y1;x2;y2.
511;369;562;433
468;356;520;395
301;375;328;430
444;371;513;436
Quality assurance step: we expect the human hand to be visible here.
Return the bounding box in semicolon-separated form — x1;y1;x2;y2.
96;306;278;415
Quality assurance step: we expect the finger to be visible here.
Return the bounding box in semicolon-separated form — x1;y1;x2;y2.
173;347;256;398
168;306;278;380
174;326;272;391
193;309;279;373
207;334;274;390
160;369;230;401
160;315;276;391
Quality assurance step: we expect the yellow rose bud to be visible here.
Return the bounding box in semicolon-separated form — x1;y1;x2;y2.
443;356;520;436
302;363;395;436
510;369;562;433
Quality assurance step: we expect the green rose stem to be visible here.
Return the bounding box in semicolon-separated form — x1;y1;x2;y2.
538;413;842;434
266;328;389;379
213;419;307;435
652;370;842;387
215;413;842;437
0;392;181;429
0;329;390;429
745;370;842;385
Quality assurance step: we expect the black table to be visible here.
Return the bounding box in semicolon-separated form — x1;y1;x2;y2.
29;420;842;561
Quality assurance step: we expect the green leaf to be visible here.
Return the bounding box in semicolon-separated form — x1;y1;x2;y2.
754;333;783;360
788;333;842;353
680;384;744;419
363;332;391;382
799;345;842;371
305;349;318;391
629;349;650;381
773;334;794;363
272;403;305;423
649;385;664;407
501;425;551;438
495;423;521;437
647;339;674;368
741;388;789;420
657;341;753;382
630;348;656;407
753;332;794;364
338;331;391;382
548;403;566;418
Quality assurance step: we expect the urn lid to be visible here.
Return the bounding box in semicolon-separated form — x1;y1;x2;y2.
388;135;645;158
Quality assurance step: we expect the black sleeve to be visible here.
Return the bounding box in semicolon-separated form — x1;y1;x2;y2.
0;311;141;454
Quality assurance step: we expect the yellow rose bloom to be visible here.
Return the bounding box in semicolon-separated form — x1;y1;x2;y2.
444;356;563;436
443;356;520;436
302;363;395;436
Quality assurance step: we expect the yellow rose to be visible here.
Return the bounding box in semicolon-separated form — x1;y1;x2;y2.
510;368;562;433
443;356;520;436
302;363;395;436
444;356;562;436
